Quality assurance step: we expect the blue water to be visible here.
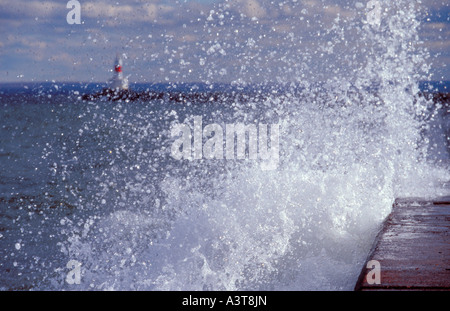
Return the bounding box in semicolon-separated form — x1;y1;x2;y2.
0;82;448;290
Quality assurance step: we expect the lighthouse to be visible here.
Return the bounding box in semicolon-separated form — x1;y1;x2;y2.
108;53;129;90
81;53;137;101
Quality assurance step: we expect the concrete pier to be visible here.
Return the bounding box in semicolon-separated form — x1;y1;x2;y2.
355;196;450;291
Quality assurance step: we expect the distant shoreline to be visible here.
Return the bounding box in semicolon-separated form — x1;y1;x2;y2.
0;80;449;95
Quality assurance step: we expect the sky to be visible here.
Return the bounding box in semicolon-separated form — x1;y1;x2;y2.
0;0;448;84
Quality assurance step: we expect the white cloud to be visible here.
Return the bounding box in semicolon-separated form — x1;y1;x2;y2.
82;1;176;24
0;0;65;17
83;2;135;18
232;0;267;19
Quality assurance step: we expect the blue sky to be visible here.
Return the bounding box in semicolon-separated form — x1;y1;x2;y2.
0;0;448;84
